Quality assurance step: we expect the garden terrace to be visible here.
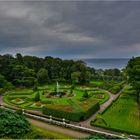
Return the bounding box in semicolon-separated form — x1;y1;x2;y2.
91;86;140;135
3;83;109;121
90;80;125;94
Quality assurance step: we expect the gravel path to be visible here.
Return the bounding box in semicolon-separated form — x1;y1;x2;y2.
78;89;119;127
28;118;90;138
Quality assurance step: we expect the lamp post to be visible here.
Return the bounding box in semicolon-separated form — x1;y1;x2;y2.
22;109;25;114
50;115;52;121
63;118;65;124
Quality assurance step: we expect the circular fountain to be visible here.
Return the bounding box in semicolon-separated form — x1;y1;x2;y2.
47;82;66;98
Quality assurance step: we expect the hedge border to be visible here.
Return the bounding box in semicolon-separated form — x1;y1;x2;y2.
91;121;140;136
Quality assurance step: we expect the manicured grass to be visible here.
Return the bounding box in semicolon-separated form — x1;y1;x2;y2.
91;86;140;135
3;83;110;121
90;80;125;94
4;83;108;109
90;81;104;87
23;125;75;139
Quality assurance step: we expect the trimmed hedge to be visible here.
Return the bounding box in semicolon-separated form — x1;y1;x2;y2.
84;101;100;119
42;106;84;122
42;101;100;122
91;121;140;136
2;104;70;123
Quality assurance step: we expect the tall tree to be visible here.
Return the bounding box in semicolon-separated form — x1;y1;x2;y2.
71;71;81;84
16;53;23;64
126;57;140;103
11;65;36;87
37;68;48;84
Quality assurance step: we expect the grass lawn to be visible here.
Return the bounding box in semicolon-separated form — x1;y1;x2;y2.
90;80;125;94
14;125;75;139
3;83;110;121
91;86;140;135
4;83;109;109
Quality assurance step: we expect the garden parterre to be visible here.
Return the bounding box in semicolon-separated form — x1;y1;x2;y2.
3;83;109;121
91;86;140;135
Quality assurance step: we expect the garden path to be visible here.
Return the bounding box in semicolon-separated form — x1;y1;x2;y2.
77;86;127;129
28;118;90;138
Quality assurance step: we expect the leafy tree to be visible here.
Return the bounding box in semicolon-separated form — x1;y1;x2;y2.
23;55;44;73
71;71;81;83
37;68;48;84
0;109;30;138
104;68;121;77
126;57;140;103
0;54;95;86
34;92;40;102
85;71;92;83
11;65;36;87
16;53;23;64
0;74;14;91
33;85;38;91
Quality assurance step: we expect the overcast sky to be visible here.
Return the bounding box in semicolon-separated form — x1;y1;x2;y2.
0;1;140;59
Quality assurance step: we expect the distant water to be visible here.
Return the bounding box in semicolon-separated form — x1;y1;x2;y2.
83;58;129;69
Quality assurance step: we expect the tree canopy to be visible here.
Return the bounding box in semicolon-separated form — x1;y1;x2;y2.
126;57;140;103
0;109;30;138
0;53;124;89
0;54;95;87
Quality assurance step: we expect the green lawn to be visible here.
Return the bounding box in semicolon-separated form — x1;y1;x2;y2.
3;83;110;121
91;86;140;135
90;80;125;94
4;83;109;110
24;125;74;139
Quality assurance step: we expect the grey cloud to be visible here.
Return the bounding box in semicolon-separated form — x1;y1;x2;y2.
0;1;140;58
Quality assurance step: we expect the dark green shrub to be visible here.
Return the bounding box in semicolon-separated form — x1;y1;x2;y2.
42;90;45;95
42;106;84;122
84;101;100;119
0;109;30;138
83;90;89;98
34;92;40;102
33;85;38;91
70;89;73;94
0;88;5;94
42;101;100;122
16;109;23;115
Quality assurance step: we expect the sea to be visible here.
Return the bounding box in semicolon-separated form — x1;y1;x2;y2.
83;58;129;70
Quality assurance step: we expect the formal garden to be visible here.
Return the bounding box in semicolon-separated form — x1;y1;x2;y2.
91;85;140;135
3;82;110;121
0;54;140;139
90;80;125;94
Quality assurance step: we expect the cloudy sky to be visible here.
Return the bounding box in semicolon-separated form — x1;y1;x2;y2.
0;1;140;59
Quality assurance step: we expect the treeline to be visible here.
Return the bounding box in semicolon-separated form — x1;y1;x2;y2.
93;69;123;81
0;53;123;90
126;56;140;104
0;54;95;88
